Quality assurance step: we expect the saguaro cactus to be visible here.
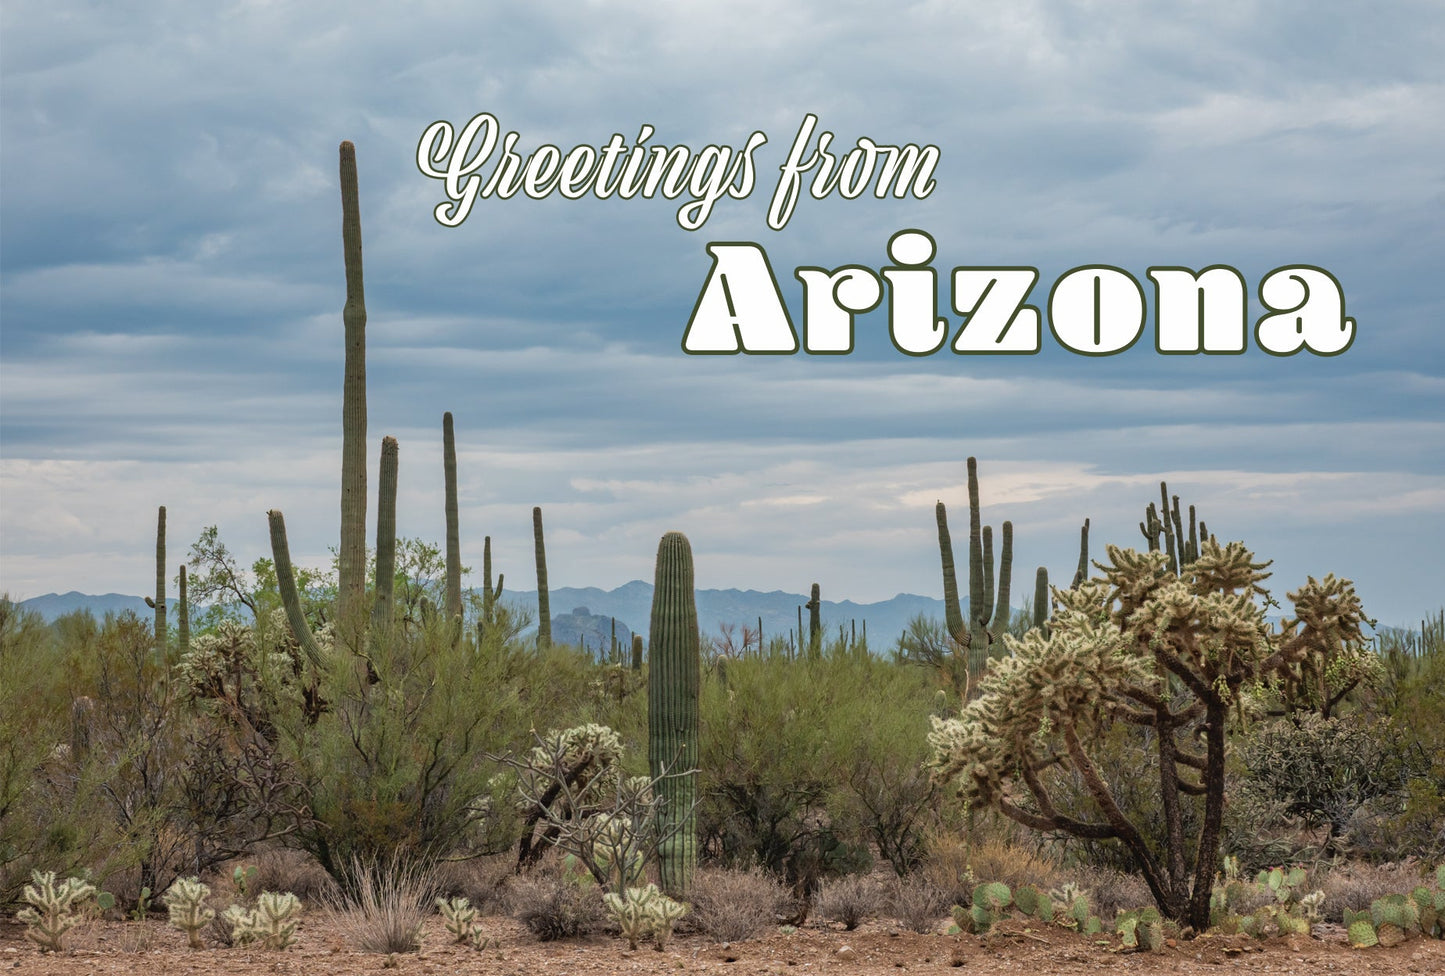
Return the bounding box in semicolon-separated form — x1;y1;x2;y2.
807;583;822;657
480;535;503;628
372;436;399;636
338;140;368;632
1032;566;1050;633
647;531;700;894
267;510;324;668
1072;518;1090;588
443;413;462;624
155;505;166;657
992;521;1013;636
632;633;644;671
533;507;551;648
178;564;190;652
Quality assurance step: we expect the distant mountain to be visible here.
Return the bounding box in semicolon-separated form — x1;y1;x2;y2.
499;583;949;652
14;591;153;622
16;585;955;651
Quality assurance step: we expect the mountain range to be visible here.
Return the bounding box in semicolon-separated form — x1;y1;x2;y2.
15;584;950;651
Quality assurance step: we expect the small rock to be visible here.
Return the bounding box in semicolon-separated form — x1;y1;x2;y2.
836;945;856;961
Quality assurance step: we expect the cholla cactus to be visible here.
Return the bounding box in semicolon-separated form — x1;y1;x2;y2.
225;890;302;949
603;884;688;951
163;877;215;949
593;811;647;891
929;537;1371;932
436;896;479;943
16;870;96;952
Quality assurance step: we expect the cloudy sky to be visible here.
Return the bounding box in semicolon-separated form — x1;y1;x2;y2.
2;1;1441;628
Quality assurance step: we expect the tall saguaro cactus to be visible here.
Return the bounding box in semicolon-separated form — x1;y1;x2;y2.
154;505;166;657
178;564;190;652
338;140;368;635
647;531;700;895
372;436;399;636
443;413;462;623
533;506;551;648
267;510;324;668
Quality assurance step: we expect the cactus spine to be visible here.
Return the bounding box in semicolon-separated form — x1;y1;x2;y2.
647;531;699;894
267;510;324;668
155;505;166;657
372;436;398;635
443;412;462;624
338;140;368;633
533;506;551;648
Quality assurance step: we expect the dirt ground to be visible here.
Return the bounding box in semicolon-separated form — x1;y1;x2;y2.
4;913;1443;976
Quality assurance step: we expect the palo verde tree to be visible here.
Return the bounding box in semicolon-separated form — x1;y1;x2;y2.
927;538;1369;931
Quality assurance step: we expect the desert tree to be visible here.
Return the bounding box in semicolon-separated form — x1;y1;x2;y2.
928;539;1369;931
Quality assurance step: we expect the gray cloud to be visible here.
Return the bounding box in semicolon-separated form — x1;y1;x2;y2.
2;1;1441;627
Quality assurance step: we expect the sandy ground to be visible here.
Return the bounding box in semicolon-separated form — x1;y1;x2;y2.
4;913;1443;976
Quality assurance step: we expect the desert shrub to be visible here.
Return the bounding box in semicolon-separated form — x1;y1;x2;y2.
1314;860;1429;921
699;653;932;888
324;855;438;954
815;875;884;931
1231;714;1419;862
1063;865;1159;922
687;867;788;941
0;602;87;902
276;611;548;888
888;874;950;933
510;868;605;940
434;855;515;915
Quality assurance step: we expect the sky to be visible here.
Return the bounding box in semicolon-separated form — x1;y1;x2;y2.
2;1;1442;629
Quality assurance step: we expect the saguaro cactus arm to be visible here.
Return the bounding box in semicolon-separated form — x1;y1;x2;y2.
267;510;324;669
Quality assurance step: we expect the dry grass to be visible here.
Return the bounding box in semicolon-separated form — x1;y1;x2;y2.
323;855;440;954
815;875;884;931
248;849;333;905
686;867;788;942
919;832;1064;906
1063;865;1159;920
435;855;515;915
509;868;604;941
1315;859;1430;921
888;875;951;934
